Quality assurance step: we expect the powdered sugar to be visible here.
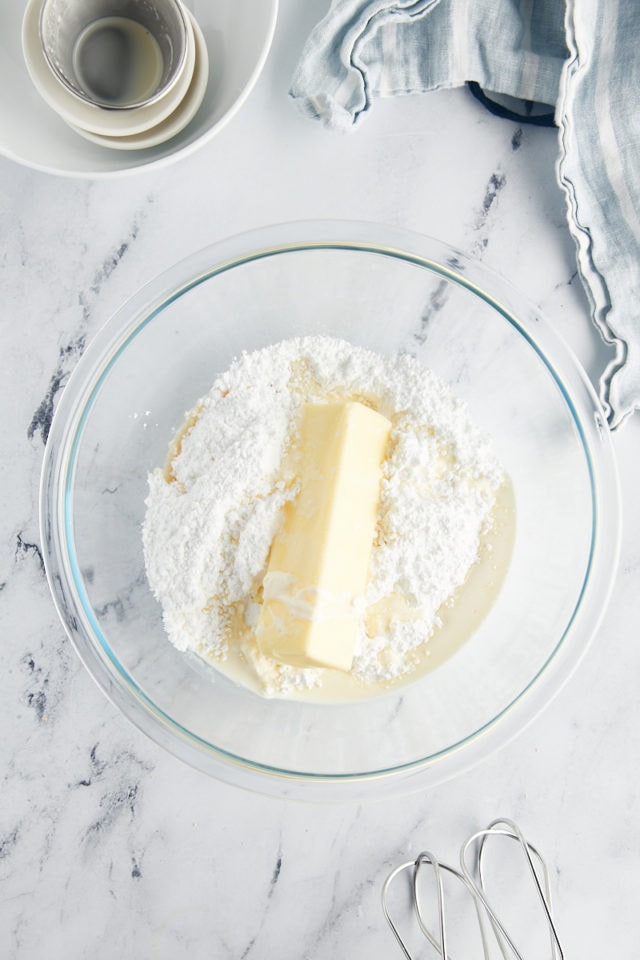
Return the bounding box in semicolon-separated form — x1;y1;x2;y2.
143;336;505;696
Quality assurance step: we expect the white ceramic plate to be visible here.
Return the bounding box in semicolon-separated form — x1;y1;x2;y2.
69;11;208;150
1;0;278;176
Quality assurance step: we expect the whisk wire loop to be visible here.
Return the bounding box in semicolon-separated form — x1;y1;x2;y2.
460;818;564;960
382;851;495;959
382;820;564;960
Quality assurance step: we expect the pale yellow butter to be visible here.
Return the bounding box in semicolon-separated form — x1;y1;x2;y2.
256;401;391;672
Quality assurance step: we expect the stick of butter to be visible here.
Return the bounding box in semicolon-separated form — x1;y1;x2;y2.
256;400;391;672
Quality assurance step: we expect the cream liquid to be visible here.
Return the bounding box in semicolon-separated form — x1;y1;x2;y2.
195;480;515;703
72;17;164;106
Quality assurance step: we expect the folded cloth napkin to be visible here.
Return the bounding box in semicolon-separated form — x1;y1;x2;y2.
290;0;640;428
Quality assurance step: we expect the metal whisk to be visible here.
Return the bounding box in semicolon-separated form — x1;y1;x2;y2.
382;818;564;959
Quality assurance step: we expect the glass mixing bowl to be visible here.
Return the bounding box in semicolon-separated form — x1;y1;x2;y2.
40;221;620;799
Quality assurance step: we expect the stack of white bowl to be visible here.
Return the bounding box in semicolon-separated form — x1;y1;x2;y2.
22;0;208;151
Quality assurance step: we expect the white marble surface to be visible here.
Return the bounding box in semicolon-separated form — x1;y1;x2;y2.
2;1;639;956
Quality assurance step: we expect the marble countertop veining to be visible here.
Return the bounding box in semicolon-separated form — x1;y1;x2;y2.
2;1;640;957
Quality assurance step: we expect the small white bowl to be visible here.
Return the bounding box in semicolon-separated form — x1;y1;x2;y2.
69;11;208;151
23;0;197;137
4;0;278;176
38;0;191;110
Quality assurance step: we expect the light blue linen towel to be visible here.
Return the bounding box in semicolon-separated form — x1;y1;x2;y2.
290;0;640;428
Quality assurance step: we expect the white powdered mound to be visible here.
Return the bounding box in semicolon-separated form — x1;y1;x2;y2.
143;336;504;694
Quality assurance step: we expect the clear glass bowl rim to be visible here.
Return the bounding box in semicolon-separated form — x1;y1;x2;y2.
39;220;621;800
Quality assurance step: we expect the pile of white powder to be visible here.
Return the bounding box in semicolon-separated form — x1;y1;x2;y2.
142;336;505;696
